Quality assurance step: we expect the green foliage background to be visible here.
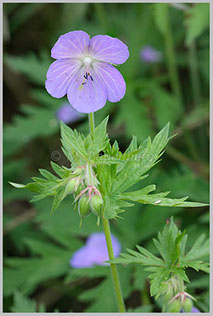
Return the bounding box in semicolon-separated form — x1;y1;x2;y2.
3;2;209;312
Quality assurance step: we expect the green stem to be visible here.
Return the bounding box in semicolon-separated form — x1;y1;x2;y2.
88;112;95;133
102;217;126;312
188;41;201;107
88;112;126;312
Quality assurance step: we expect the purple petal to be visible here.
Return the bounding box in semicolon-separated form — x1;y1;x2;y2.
56;102;83;124
51;30;90;59
181;307;201;313
70;232;121;269
89;35;129;65
45;59;81;98
86;232;121;263
67;68;107;113
140;45;162;63
94;62;126;102
191;307;200;313
70;246;94;268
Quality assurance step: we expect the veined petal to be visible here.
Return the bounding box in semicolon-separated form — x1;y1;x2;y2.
89;35;129;64
45;59;81;98
67;68;107;113
94;62;126;102
51;30;90;59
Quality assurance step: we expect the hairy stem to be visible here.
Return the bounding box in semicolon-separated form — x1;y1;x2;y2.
88;112;126;312
88;112;95;133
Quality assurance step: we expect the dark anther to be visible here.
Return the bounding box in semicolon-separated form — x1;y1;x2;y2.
90;75;94;81
84;72;88;80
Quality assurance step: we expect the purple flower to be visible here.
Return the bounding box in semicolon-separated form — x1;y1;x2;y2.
191;307;200;313
181;307;200;313
46;30;129;113
70;232;121;268
140;45;162;63
56;102;83;124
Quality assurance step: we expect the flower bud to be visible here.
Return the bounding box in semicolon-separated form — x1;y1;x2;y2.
65;179;76;195
161;283;173;301
72;167;83;176
167;299;182;313
75;183;84;196
183;298;193;313
89;194;103;217
78;195;91;219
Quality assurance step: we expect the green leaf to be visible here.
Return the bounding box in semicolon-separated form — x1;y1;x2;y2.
185;4;209;46
109;217;209;299
39;169;58;181
187;261;209;274
4;51;50;85
9;182;25;189
112;123;170;194
11;291;37;312
184;234;209;261
50;161;66;178
84;116;109;158
50;186;67;214
60;121;88;163
121;189;208;208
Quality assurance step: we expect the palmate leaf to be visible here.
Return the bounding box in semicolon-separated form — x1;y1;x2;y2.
108;218;209;298
111;123;170;194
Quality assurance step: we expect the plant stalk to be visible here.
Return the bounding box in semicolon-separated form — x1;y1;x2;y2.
102;217;126;312
88;112;126;312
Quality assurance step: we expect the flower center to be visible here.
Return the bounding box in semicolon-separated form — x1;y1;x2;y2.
83;56;93;67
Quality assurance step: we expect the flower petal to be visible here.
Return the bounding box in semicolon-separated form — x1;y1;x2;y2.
67;68;107;113
45;59;81;98
70;246;93;268
94;62;126;102
89;35;129;64
51;30;90;59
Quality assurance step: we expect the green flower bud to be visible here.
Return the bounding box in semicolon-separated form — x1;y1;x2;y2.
75;183;84;196
65;179;76;194
78;195;91;219
167;299;182;313
183;298;193;313
161;283;173;301
72;167;83;176
89;194;103;217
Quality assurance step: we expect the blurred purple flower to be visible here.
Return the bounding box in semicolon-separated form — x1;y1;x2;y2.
70;232;121;268
56;102;83;124
46;30;129;113
191;307;200;313
140;45;162;63
181;307;200;313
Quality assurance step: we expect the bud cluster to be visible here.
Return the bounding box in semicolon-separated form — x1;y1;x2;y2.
65;164;103;227
160;276;196;313
167;295;194;313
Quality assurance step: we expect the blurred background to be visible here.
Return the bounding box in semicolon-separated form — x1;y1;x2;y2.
3;2;209;313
